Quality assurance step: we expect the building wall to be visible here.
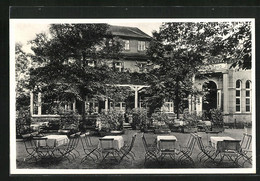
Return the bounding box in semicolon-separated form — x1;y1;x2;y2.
194;68;252;124
225;69;252;123
123;60;147;72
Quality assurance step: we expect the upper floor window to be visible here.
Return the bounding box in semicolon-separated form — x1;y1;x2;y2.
138;41;146;51
124;40;130;50
245;80;251;112
236;80;241;112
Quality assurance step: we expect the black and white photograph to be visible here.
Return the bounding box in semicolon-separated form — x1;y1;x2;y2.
10;18;255;174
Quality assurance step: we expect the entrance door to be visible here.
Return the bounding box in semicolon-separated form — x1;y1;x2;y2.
202;81;217;112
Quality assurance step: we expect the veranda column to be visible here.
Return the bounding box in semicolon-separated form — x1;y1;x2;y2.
196;96;203;115
171;101;174;113
223;73;229;114
135;87;138;108
38;92;42;115
73;99;76;112
30;91;34;115
105;97;108;114
120;102;123;112
85;96;88;112
188;95;192;112
217;89;222;109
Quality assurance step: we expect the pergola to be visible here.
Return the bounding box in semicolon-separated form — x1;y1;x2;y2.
30;84;150;116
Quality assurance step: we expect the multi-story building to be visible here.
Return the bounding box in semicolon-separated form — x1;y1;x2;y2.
30;25;252;124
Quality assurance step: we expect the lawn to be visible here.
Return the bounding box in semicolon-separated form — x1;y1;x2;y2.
16;129;252;169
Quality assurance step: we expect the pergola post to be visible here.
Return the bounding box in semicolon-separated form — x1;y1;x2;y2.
73;99;76;112
30;91;34;115
120;102;123;111
134;87;138;108
38;92;42;115
188;95;192;112
105;97;108;114
114;84;149;109
85;96;88;112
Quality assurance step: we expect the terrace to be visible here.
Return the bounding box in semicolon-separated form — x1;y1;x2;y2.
16;128;252;169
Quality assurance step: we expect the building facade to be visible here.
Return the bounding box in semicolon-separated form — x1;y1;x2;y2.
30;25;252;124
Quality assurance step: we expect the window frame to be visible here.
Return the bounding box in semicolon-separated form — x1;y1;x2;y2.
245;80;251;112
124;40;130;50
235;80;241;113
114;61;123;72
138;41;146;51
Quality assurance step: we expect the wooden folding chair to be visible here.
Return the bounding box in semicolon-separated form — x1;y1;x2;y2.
196;134;218;167
120;133;137;162
53;134;79;162
80;133;100;163
141;133;158;165
217;139;242;167
21;133;40;162
158;139;177;161
177;133;197;166
237;133;252;166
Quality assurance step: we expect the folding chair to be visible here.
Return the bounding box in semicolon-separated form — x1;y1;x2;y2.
80;133;100;163
21;133;40;162
237;133;252;166
71;132;81;158
120;133;137;162
196;134;218;167
217;139;242;167
33;136;53;158
53;134;80;162
177;133;197;166
141;133;158;165
99;138;121;162
158;139;177;161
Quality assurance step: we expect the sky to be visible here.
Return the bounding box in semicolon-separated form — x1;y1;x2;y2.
14;20;163;53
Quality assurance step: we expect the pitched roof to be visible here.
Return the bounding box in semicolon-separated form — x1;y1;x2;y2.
109;25;151;39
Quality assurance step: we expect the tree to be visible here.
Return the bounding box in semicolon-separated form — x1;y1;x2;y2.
209;22;252;69
28;24;123;121
147;23;208;118
15;43;30;110
147;21;252;118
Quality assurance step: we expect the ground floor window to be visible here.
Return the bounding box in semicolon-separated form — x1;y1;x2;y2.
235;80;241;112
245;80;251;112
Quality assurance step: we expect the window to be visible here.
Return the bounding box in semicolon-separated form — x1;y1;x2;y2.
124;40;130;50
245;80;251;112
235;80;241;112
114;62;123;72
138;41;146;51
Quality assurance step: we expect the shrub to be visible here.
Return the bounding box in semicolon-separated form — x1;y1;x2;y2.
131;108;147;129
99;110;124;132
209;108;223;128
244;121;252;128
59;110;80;132
16;106;31;136
151;112;171;130
182;108;199;129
